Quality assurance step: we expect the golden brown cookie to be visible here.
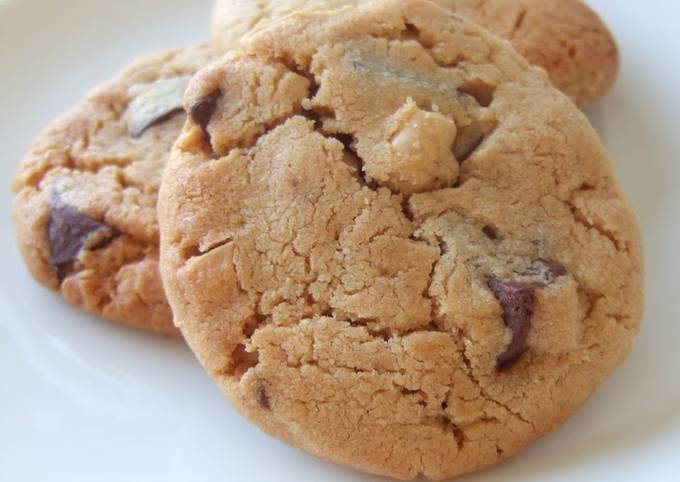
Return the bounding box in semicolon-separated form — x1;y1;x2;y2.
210;0;619;106
12;44;218;335
160;0;642;478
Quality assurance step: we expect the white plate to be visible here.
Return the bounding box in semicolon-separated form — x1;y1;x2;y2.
1;0;678;480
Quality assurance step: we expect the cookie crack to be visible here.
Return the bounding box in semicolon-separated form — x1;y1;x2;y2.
21;150;132;193
563;195;626;252
367;25;464;70
87;244;153;312
456;334;535;430
510;8;528;39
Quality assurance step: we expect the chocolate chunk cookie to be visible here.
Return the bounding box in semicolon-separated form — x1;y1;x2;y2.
210;0;619;107
159;0;643;478
12;44;218;335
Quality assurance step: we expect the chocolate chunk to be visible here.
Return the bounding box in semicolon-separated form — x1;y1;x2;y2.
482;225;499;240
48;195;117;280
257;384;271;410
487;278;536;369
189;89;221;137
523;259;567;285
124;76;191;138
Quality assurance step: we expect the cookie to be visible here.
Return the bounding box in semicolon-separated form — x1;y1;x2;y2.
210;0;618;107
159;0;643;479
12;44;218;335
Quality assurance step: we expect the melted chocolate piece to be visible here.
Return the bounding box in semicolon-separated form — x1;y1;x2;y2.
482;225;500;240
47;195;116;280
523;259;567;285
257;385;271;410
487;278;536;369
125;76;191;138
189;89;222;137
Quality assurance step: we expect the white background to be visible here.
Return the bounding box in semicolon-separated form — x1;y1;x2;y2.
1;0;678;480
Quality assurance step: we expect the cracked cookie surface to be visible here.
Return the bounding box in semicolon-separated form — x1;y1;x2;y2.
210;0;619;107
159;0;642;478
12;44;218;335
